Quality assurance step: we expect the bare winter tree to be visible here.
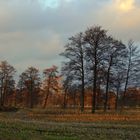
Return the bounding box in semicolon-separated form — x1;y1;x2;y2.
18;67;40;108
61;33;86;112
109;59;126;111
122;40;140;108
103;37;126;112
0;61;16;107
84;26;108;113
43;65;60;108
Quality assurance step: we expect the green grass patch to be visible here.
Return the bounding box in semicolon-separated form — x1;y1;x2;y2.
0;120;140;140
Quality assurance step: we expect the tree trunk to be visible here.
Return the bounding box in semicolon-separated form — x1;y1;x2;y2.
92;47;97;113
96;86;101;110
30;82;34;108
80;62;85;112
122;57;131;110
104;57;112;112
43;90;50;109
0;84;3;107
73;92;76;109
63;90;67;109
115;84;120;111
30;91;33;108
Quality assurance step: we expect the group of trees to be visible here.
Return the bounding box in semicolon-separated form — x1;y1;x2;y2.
61;26;140;113
0;61;61;108
0;26;140;113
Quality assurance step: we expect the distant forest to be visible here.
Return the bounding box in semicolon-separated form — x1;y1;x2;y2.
0;26;140;113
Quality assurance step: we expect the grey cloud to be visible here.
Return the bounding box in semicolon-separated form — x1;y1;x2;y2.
0;0;139;74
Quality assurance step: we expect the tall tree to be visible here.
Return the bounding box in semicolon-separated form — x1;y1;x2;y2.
0;61;16;107
61;33;86;112
103;38;126;112
18;67;40;108
122;40;140;108
112;62;126;110
43;65;60;108
84;26;107;113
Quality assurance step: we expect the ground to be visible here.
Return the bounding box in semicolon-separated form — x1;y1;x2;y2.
0;108;140;140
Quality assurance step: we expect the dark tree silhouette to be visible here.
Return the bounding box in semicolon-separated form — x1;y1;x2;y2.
43;65;60;108
122;40;140;108
84;26;107;113
61;33;86;112
0;61;16;107
103;37;126;112
18;67;40;108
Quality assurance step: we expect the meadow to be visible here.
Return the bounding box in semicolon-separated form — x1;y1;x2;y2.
0;108;140;140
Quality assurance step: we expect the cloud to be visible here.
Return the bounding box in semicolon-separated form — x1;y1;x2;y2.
93;0;140;42
0;0;139;74
116;0;135;12
38;0;60;9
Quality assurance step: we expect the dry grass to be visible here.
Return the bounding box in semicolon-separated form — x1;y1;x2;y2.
0;108;140;140
0;107;140;123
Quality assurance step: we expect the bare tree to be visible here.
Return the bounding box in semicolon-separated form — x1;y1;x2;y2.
18;67;40;108
84;26;107;113
43;65;60;108
61;33;86;112
103;38;126;112
109;60;126;111
0;61;16;107
122;40;140;108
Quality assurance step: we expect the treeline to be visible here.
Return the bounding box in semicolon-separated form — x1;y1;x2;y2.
0;63;61;109
0;26;140;112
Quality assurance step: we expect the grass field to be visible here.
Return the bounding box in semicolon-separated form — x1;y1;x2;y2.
0;108;140;140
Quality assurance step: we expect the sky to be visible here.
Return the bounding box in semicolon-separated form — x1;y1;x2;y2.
0;0;140;74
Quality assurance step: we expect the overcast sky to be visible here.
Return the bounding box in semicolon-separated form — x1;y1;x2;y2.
0;0;140;74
